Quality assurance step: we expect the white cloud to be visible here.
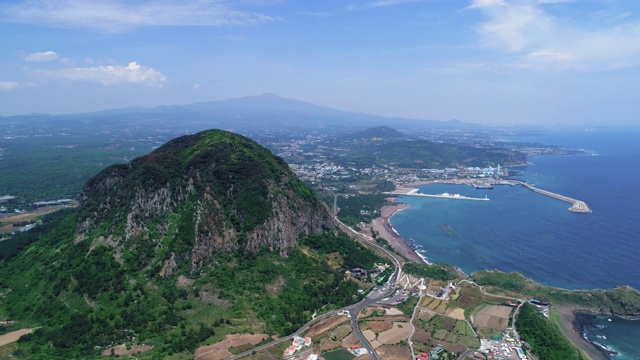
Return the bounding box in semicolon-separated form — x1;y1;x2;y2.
468;0;506;9
0;0;275;33
0;81;18;90
348;0;423;11
193;83;201;90
469;0;640;71
25;51;59;62
39;61;166;87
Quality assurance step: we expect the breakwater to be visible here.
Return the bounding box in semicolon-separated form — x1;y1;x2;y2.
514;181;591;213
384;188;489;201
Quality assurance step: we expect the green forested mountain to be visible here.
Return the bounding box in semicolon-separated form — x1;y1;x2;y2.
0;130;384;359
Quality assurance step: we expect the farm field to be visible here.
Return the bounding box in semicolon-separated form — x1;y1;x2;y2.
472;305;513;331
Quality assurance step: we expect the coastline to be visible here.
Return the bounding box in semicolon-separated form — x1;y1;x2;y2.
558;308;609;360
368;182;615;359
368;199;424;264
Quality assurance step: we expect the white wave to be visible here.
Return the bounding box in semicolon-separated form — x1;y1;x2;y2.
416;251;433;265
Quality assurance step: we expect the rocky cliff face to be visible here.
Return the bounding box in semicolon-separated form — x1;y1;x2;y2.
76;129;335;273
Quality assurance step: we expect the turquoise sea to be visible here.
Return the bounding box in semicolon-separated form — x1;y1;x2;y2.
390;128;640;359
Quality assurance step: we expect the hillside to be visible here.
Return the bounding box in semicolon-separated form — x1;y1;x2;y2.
0;130;386;359
76;129;334;270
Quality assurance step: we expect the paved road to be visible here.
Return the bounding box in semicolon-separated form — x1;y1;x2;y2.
337;218;403;360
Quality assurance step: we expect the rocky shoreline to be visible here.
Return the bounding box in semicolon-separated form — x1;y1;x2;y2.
558;308;610;360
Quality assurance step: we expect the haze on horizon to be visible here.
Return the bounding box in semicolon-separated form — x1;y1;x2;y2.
1;0;639;127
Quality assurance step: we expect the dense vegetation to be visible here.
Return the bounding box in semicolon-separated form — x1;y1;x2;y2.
336;194;388;227
340;125;408;141
471;270;527;292
0;125;162;207
375;140;524;168
78;130;318;236
472;269;640;317
0;130;382;358
403;262;458;281
0;208;74;261
328;138;525;169
1;223;371;358
300;232;388;270
516;303;587;360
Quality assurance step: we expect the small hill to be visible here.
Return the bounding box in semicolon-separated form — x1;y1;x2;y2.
342;126;410;141
329;130;525;168
0;130;385;358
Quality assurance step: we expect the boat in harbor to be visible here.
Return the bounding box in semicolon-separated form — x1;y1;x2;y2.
439;192;462;198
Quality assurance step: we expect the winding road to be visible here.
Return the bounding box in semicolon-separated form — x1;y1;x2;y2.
337;218;404;360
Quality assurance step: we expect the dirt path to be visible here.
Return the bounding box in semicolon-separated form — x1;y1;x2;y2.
0;328;35;347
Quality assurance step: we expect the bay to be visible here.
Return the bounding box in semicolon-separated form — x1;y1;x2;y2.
390;128;640;359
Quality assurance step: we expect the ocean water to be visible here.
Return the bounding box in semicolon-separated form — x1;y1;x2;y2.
390;128;640;359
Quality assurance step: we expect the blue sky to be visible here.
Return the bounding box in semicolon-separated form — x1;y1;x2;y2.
1;0;639;126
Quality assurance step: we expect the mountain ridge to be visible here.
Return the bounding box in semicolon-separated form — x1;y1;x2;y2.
1;93;481;130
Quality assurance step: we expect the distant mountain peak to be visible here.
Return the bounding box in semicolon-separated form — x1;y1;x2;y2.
261;92;280;98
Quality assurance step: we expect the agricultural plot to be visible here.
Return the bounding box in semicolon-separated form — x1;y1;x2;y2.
323;348;355;360
427;298;443;311
454;321;475;337
375;344;412;360
435;300;448;313
364;321;393;334
445;307;465;321
377;322;412;345
301;315;352;352
420;296;435;308
452;285;484;309
194;334;269;360
413;312;479;351
472;305;513;331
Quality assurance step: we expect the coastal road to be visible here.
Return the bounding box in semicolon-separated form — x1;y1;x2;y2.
336;218;403;360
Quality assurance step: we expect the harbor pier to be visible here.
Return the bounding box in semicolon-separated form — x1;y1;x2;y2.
384;188;489;201
515;181;591;213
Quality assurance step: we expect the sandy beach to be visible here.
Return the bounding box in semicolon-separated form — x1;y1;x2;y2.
368;199;423;264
